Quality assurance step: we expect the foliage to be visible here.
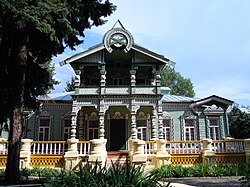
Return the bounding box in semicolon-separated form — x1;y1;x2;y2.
228;107;250;139
161;67;195;97
44;161;161;187
239;164;250;187
65;76;75;92
0;0;116;184
152;163;248;179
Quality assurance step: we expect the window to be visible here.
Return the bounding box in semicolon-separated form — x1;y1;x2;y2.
163;118;171;141
113;73;124;85
63;118;71;140
137;112;149;141
38;118;50;141
88;120;99;140
184;118;195;141
209;118;220;140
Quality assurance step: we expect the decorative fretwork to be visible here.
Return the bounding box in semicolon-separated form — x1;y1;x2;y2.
30;155;65;167
171;154;202;165
0;156;7;167
81;51;102;63
215;153;246;164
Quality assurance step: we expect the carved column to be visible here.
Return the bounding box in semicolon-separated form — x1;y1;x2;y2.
99;100;107;139
130;70;136;94
74;70;81;87
99;113;105;139
100;69;106;95
70;104;80;139
151;109;157;140
131;114;137;139
158;101;163;140
155;70;161;94
158;114;163;139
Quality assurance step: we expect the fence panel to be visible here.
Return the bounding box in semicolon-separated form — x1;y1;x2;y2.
31;141;67;155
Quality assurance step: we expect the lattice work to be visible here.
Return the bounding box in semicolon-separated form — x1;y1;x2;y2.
30;155;64;167
171;154;202;165
215;153;246;164
0;156;7;167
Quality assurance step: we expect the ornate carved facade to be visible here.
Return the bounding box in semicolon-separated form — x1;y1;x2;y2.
26;21;234;151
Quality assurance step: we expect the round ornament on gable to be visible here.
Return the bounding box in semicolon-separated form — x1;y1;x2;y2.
103;27;134;53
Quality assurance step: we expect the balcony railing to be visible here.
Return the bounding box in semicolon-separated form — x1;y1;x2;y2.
77;85;158;95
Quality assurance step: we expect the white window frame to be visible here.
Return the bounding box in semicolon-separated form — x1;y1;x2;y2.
163;118;171;141
184;118;196;141
137;112;149;141
208;117;220;140
38;117;51;141
87;112;99;140
63;118;71;140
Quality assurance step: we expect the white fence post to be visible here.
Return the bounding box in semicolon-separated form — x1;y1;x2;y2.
20;139;33;168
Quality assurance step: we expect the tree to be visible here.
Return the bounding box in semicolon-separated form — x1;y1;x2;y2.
65;76;75;92
228;107;250;139
0;0;116;184
161;66;195;97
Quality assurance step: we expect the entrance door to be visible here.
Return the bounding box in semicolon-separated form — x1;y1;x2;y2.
110;119;126;151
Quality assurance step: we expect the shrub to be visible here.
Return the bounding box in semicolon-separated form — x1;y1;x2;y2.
43;161;161;187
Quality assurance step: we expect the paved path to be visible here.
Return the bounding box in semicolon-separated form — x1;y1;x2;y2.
160;176;243;187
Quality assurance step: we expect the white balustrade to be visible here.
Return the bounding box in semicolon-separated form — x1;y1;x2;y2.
212;139;245;153
78;88;99;95
31;141;67;155
166;141;202;154
0;141;8;155
144;141;156;155
78;141;91;155
134;87;156;94
105;87;130;95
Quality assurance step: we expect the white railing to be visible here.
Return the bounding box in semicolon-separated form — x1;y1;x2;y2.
134;87;156;94
78;141;91;155
0;141;8;155
78;87;99;95
105;87;130;95
212;139;245;153
144;141;157;155
166;140;202;154
31;141;67;155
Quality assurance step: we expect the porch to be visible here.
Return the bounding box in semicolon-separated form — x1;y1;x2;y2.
0;138;249;170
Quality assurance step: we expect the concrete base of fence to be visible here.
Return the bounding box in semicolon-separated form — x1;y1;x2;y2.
88;139;107;167
20;139;33;169
64;138;80;170
156;151;171;167
131;139;147;167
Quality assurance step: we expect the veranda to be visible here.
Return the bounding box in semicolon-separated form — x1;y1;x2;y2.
0;138;248;170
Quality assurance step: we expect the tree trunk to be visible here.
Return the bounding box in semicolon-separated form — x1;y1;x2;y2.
5;33;28;184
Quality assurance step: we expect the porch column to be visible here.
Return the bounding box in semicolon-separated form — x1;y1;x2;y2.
151;109;157;140
99;113;105;139
158;114;163;139
158;101;163;140
155;70;161;94
130;70;136;94
131;104;139;139
70;105;80;139
74;70;81;87
99;100;107;139
131;114;137;139
100;69;106;95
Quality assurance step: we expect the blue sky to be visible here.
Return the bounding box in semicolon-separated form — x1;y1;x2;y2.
52;0;250;106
